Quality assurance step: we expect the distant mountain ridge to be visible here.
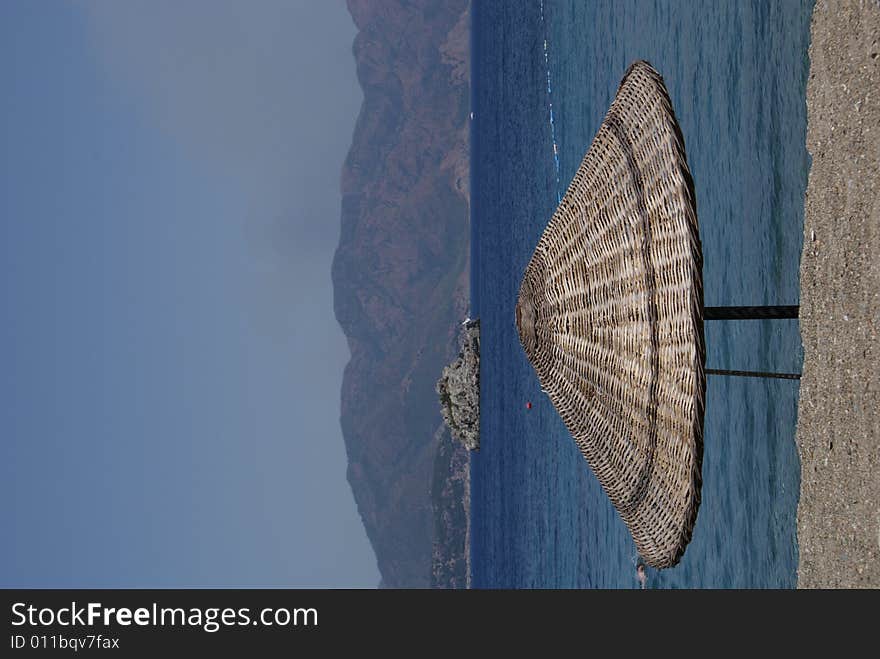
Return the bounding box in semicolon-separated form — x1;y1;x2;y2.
332;0;470;588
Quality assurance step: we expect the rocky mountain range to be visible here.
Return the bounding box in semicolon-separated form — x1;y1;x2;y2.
331;0;471;588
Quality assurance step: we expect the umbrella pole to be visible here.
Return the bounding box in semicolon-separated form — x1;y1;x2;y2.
706;368;800;380
703;305;801;379
704;305;799;320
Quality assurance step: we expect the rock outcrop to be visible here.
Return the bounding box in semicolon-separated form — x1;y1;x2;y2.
437;322;480;451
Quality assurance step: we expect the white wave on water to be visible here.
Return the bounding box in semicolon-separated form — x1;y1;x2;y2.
539;1;562;203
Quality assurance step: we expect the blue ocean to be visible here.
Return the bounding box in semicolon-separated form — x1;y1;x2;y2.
470;0;813;588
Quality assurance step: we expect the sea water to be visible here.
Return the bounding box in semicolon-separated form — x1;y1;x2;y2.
471;0;813;588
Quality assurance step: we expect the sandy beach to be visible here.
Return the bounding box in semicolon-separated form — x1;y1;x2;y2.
796;0;880;588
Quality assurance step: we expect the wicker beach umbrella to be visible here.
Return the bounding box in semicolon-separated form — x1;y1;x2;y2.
516;61;705;568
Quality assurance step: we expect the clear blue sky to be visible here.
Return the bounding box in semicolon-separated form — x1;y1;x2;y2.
1;1;379;587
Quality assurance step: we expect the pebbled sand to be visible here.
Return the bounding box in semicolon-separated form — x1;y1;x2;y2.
796;0;880;588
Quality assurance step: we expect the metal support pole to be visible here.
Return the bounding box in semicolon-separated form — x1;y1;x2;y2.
704;305;799;320
706;368;800;380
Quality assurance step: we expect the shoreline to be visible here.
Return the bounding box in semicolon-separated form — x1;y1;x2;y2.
796;0;879;588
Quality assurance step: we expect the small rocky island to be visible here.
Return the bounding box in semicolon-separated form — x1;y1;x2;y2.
436;320;480;451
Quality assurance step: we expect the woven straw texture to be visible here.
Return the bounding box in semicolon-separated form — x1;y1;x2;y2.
516;61;705;568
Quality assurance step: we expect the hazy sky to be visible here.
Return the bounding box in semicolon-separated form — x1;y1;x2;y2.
1;1;379;586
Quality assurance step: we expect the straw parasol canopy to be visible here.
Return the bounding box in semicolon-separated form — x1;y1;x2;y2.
516;60;705;568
